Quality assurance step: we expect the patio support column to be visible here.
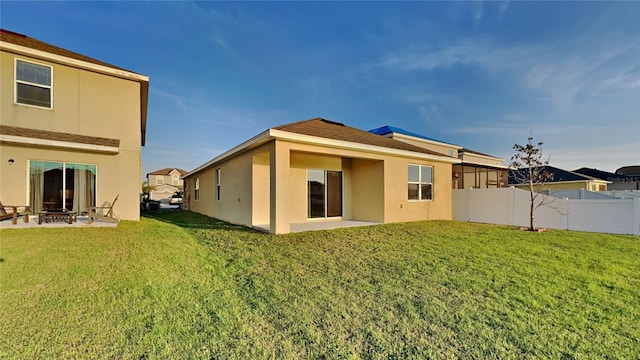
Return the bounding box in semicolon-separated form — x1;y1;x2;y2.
269;140;290;234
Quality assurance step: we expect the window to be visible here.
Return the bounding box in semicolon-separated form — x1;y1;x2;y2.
194;177;200;201
156;177;164;185
16;59;52;108
172;174;179;185
408;164;433;201
215;168;221;201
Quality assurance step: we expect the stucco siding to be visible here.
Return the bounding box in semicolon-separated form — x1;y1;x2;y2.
0;143;140;220
1;50;144;220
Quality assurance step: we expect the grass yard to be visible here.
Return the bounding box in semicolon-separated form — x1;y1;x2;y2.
1;211;638;359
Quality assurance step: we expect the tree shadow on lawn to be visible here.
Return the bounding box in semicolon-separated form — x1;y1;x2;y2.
142;209;264;235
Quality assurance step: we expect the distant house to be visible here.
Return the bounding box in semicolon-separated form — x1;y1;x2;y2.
183;118;460;234
615;165;640;177
574;167;639;191
369;126;509;189
509;166;610;192
0;29;149;220
146;168;188;201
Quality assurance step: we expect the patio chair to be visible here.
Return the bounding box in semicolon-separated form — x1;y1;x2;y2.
87;195;119;224
0;201;31;225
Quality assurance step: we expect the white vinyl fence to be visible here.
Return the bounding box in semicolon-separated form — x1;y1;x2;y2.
453;187;640;235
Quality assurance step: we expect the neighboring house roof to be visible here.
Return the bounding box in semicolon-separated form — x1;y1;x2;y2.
0;28;149;146
186;118;460;177
573;168;620;181
616;165;640;177
147;168;189;176
508;165;609;185
574;167;639;182
0;125;120;153
368;125;459;147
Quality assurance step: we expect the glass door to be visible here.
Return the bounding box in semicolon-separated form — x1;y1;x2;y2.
29;161;96;212
307;169;342;218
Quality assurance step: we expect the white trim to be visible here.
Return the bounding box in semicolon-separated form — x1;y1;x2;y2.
1;41;149;82
269;129;461;164
391;132;463;150
459;161;510;169
408;164;434;201
14;58;53;109
0;134;119;153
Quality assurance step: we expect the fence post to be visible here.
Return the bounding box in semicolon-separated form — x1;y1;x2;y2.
633;198;640;235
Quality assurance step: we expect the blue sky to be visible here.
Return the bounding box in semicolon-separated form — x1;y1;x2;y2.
3;1;639;175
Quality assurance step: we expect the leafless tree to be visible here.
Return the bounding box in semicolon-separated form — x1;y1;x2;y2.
510;136;554;231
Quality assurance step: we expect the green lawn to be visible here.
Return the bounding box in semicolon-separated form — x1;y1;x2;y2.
1;211;638;359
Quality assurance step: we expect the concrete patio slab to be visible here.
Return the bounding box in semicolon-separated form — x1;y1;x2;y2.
0;216;119;229
254;220;380;234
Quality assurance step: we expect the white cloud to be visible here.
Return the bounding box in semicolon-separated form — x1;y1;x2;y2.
373;37;640;108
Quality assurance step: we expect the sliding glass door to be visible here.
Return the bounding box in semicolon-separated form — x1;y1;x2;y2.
29;161;96;212
308;169;342;218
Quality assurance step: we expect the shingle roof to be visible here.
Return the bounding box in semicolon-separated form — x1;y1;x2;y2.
368;125;458;146
275;118;453;158
147;168;189;176
1;29;134;73
573;167;619;181
508;165;601;184
0;125;119;147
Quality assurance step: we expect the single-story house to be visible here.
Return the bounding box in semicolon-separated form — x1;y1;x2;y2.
183;118;460;234
573;167;640;191
509;165;610;192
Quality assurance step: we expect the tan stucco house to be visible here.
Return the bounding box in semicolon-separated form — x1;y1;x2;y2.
183;118;460;234
370;126;509;189
147;167;187;201
509;166;610;192
0;29;149;220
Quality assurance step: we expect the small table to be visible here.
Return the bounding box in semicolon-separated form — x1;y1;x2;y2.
38;209;76;224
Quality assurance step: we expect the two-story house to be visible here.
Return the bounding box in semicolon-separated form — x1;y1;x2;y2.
146;168;187;201
0;29;149;220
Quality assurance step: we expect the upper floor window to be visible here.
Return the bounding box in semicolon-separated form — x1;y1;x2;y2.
408;164;433;201
16;59;52;108
156;177;164;185
172;174;180;185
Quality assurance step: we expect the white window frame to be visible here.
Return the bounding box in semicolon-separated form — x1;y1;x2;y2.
215;168;221;201
15;58;53;109
194;177;200;201
408;164;434;201
156;177;164;185
172;174;180;185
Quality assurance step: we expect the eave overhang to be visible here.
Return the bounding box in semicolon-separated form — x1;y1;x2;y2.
0;125;120;154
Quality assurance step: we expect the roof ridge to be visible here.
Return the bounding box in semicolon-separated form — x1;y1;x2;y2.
274;118;455;158
0;28;138;74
